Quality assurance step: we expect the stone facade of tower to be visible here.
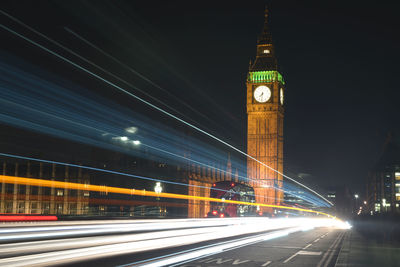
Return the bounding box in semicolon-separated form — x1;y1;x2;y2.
247;8;284;212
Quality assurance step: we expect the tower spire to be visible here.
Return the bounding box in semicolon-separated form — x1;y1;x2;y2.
258;5;272;45
264;5;269;26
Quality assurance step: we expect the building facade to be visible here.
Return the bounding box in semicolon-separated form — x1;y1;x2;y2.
366;134;400;214
0;160;90;215
187;154;240;218
247;8;285;212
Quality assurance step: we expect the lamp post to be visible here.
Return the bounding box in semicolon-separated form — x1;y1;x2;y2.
154;182;162;216
354;194;359;215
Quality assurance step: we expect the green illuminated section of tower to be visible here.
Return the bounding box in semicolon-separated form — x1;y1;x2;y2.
247;71;285;84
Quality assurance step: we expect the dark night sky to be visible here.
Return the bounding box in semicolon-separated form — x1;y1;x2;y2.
1;0;400;192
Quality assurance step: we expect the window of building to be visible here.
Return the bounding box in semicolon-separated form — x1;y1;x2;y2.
56;190;64;196
5;202;13;213
263;49;270;54
396;172;400;180
5;184;13;194
69;203;77;215
31;202;39;214
31;186;38;195
17;202;25;213
375;203;381;212
42;202;50;214
56;203;63;214
43;187;51;195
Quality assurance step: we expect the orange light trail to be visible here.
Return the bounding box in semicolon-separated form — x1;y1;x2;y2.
0;175;333;218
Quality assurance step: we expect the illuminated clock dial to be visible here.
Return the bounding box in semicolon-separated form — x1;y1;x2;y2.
253;85;271;103
280;88;284;105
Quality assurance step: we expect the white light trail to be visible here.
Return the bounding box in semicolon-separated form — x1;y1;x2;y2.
0;218;347;266
0;11;332;206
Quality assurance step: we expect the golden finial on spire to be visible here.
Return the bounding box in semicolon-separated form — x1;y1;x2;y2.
264;5;269;21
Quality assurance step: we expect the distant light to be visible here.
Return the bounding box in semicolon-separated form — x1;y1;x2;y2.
363;201;367;205
112;136;129;142
263;49;270;54
219;213;224;218
125;126;138;134
231;182;235;187
212;211;217;215
132;140;141;145
154;182;162;194
354;194;359;199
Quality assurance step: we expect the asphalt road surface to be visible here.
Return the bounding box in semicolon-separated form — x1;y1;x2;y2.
176;228;345;267
0;219;347;266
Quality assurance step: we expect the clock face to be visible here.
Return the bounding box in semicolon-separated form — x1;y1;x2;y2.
280;88;284;105
253;85;271;103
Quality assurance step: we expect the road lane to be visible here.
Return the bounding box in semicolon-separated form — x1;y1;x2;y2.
177;228;346;267
0;218;349;266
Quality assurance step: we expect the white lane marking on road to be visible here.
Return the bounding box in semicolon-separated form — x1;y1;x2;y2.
283;252;298;263
323;233;345;267
316;232;344;267
303;243;312;249
283;248;322;263
314;238;320;243
232;259;250;265
198;257;213;263
205;258;232;264
261;260;272;266
297;250;322;256
271;245;302;249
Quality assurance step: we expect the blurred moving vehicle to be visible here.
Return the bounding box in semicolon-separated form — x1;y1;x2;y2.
206;181;257;217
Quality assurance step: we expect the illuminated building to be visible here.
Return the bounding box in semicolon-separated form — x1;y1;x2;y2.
187;154;240;218
247;7;284;212
0;160;90;215
366;133;400;214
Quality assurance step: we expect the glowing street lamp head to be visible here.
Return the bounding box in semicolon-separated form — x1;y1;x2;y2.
354;194;359;199
154;182;162;194
125;126;138;134
132;140;141;145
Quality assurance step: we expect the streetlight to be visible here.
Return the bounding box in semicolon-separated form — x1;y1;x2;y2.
154;182;162;194
354;194;359;199
132;140;141;145
154;182;163;216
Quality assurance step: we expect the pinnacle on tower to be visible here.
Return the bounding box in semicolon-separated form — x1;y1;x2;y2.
257;5;273;45
249;5;278;71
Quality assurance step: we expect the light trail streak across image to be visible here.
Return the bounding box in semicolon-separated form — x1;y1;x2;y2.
0;11;332;207
0;175;333;217
0;218;350;267
0;54;328;206
0;152;329;208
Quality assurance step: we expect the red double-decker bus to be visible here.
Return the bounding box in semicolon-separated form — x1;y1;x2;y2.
206;181;257;218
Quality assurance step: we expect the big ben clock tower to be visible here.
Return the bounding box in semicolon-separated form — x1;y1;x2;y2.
247;7;284;212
